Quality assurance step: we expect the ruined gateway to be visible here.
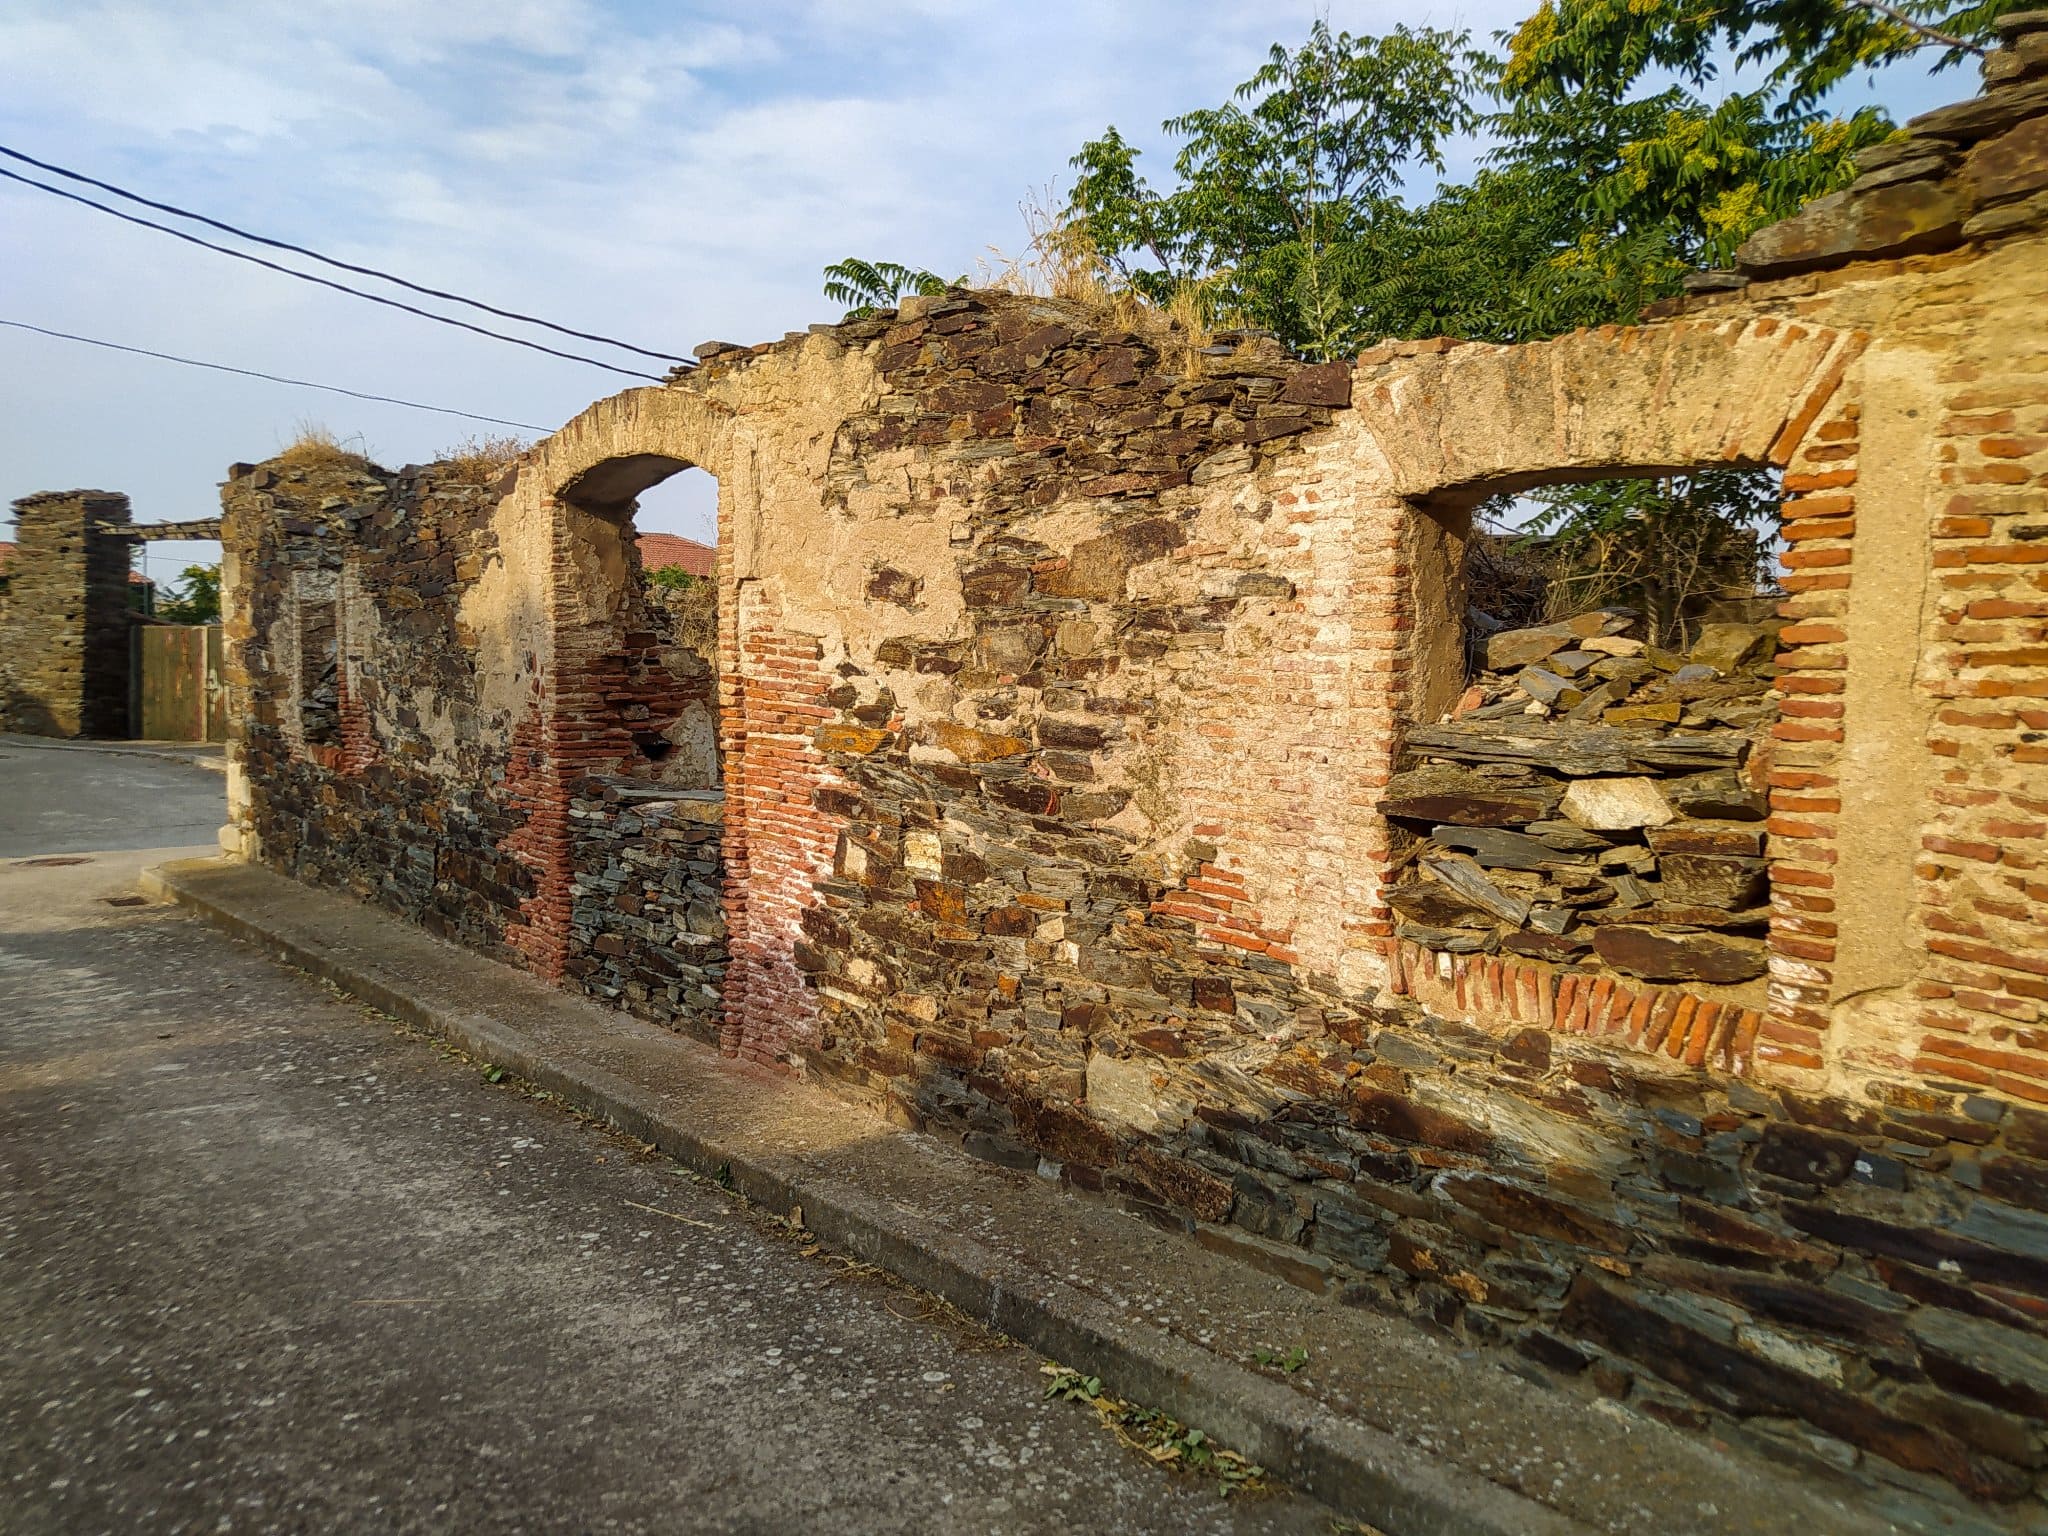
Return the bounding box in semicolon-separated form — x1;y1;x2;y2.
208;38;2048;1514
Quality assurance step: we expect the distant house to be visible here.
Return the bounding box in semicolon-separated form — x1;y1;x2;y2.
636;533;714;579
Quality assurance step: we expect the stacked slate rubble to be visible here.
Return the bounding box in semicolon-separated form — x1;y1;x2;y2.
1383;608;1777;991
564;774;727;1042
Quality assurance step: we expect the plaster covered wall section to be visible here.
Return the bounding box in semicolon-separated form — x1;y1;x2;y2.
1897;236;2048;1100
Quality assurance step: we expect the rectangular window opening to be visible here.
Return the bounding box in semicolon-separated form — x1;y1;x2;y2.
298;598;341;745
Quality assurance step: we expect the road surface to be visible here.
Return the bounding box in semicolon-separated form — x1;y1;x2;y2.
0;747;1334;1534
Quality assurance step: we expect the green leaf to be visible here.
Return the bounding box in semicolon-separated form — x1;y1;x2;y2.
820;257;955;318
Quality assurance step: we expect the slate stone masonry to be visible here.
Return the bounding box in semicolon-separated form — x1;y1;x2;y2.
222;456;535;956
0;489;134;737
564;774;727;1042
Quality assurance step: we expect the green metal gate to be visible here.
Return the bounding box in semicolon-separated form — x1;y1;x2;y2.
133;624;225;742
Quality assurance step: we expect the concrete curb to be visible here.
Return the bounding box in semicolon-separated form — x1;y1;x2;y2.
144;855;1590;1536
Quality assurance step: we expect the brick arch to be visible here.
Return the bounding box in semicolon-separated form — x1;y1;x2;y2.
510;381;825;1068
498;384;741;993
1354;318;1863;506
522;384;736;795
527;384;737;507
1352;315;1875;1083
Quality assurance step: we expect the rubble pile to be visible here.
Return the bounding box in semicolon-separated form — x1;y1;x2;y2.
1383;609;1777;989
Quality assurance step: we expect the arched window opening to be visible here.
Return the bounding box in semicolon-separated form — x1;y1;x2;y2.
555;459;721;791
553;456;728;1047
633;467;719;770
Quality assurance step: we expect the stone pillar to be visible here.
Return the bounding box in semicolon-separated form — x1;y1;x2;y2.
0;490;133;737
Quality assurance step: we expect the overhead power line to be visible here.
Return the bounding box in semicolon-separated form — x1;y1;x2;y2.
0;143;692;366
0;318;552;432
0;166;667;383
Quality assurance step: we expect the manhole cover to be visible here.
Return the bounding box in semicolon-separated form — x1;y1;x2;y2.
21;856;92;867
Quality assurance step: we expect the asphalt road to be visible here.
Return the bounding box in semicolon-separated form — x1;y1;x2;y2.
0;737;225;856
0;750;1335;1535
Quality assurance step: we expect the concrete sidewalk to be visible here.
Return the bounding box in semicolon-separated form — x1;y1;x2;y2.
144;856;1976;1536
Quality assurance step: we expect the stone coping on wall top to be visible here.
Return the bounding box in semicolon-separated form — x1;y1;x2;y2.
1384;936;1765;1080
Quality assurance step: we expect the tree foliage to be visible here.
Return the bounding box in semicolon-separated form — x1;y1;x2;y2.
647;565;706;593
1503;0;2009;113
1517;472;1779;644
1061;16;1918;352
1068;21;1482;360
157;564;221;625
822;258;954;318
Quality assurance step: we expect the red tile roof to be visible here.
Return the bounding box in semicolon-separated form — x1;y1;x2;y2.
637;532;715;578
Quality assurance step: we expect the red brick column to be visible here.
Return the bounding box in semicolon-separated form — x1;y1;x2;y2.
1143;465;1410;989
721;622;837;1066
1758;395;1861;1072
307;668;378;776
1347;492;1416;978
502;693;572;978
1910;371;2048;1096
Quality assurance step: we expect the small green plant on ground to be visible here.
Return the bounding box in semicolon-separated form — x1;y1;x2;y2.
1040;1364;1267;1494
1252;1344;1311;1373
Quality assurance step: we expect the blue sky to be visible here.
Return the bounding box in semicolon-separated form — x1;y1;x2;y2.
0;0;1979;582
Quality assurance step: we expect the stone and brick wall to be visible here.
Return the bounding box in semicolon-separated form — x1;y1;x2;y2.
0;489;134;737
218;28;2048;1514
223;452;725;970
222;455;534;954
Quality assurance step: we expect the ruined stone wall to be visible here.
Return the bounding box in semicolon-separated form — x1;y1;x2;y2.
0;489;133;736
224;449;729;1018
223;30;2048;1512
221;456;536;952
645;289;2045;1510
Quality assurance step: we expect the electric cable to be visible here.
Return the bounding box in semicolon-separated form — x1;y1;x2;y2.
0;167;668;382
0;142;691;366
0;318;552;432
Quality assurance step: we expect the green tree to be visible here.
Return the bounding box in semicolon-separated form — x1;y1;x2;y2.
157;564;221;624
1067;21;1482;360
1517;471;1779;644
647;565;705;593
